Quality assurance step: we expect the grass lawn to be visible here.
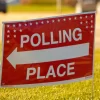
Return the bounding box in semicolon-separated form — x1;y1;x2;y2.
0;41;100;100
8;4;75;13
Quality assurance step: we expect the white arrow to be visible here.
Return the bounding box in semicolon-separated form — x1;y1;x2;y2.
7;43;89;69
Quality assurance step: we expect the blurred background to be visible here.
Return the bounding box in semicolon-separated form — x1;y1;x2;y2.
0;0;100;100
0;0;100;48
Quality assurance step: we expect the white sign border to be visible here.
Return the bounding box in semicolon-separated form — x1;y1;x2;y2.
0;24;5;86
92;11;96;88
1;76;93;88
3;11;96;24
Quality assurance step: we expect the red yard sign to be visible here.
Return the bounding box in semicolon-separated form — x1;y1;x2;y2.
1;12;95;87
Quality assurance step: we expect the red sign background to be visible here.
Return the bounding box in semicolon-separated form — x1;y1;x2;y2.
1;12;95;87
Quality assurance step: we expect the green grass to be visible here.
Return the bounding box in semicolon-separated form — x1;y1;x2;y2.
8;4;75;13
0;42;100;100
